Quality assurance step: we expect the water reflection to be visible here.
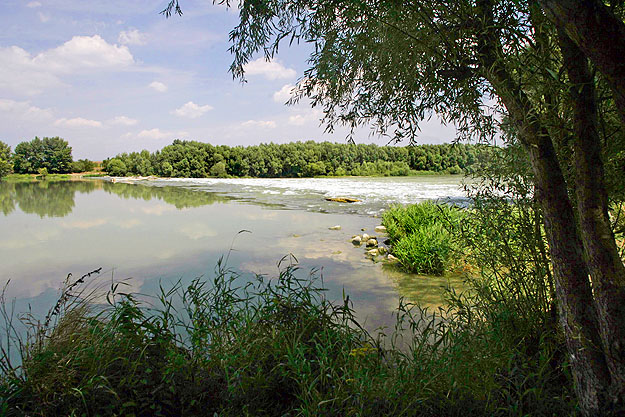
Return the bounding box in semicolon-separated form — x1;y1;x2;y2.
0;181;94;218
0;179;463;333
102;182;230;209
0;180;228;218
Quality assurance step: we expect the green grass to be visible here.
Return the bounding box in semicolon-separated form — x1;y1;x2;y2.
3;173;72;182
81;173;108;177
382;202;464;275
0;258;577;416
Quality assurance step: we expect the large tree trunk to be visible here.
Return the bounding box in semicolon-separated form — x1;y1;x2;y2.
474;2;612;412
513;115;612;415
539;0;625;127
559;29;625;409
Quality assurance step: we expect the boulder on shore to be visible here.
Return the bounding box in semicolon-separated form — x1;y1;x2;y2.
366;238;378;247
366;248;378;257
387;254;399;262
329;225;342;230
374;225;387;233
351;235;362;245
362;233;370;242
325;197;362;203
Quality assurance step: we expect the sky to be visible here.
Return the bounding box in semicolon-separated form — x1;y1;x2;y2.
0;0;456;160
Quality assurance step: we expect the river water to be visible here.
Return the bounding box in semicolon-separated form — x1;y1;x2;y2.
0;176;467;331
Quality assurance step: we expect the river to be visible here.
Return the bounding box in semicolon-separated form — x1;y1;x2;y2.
0;175;467;331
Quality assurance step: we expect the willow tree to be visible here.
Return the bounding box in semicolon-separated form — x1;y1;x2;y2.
164;0;625;413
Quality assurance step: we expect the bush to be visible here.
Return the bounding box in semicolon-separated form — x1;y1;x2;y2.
72;159;95;173
382;202;463;275
391;223;453;274
105;158;128;176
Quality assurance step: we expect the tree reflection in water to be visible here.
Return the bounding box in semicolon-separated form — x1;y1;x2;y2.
0;180;227;218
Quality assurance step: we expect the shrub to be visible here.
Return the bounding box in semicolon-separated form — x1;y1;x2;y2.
391;222;452;274
382;202;463;275
72;159;95;173
105;158;128;176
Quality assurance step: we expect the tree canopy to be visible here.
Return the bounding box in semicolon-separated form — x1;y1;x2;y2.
12;137;73;174
104;140;486;178
0;141;11;179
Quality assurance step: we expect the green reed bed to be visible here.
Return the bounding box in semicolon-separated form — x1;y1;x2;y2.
382;202;465;275
0;255;576;417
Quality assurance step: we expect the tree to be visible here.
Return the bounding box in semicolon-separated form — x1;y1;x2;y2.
12;137;73;174
0;141;11;179
105;158;128;176
163;0;625;413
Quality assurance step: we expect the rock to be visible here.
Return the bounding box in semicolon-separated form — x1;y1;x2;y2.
329;225;341;230
378;246;387;255
366;238;378;247
387;254;399;262
325;197;362;203
362;233;370;242
374;225;387;233
351;235;362;245
367;249;378;256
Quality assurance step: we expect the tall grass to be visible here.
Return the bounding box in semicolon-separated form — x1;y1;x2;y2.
0;254;577;416
382;202;464;275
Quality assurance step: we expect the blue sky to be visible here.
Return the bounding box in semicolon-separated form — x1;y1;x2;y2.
0;0;455;159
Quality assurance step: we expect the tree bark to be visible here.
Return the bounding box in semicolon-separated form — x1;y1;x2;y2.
539;0;625;127
559;29;625;409
510;111;612;416
474;2;612;413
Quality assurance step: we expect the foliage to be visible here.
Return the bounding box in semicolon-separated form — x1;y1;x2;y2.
1;260;576;416
104;140;489;178
383;202;464;275
0;141;11;179
71;159;96;173
12;137;73;174
105;158;128;176
37;167;48;179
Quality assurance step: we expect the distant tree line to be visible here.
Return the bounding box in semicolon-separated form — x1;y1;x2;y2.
104;140;490;178
0;137;97;179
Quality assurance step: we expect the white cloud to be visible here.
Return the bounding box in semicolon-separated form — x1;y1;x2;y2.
149;81;168;92
37;12;50;22
243;58;296;80
172;101;213;118
273;84;295;103
0;99;54;122
288;109;323;126
111;116;138;126
288;115;307;126
118;29;147;46
54;117;103;128
136;129;188;140
241;119;277;129
26;1;41;8
0;36;134;95
34;35;134;72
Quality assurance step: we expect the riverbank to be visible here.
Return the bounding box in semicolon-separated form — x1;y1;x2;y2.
3;172;106;182
0;262;575;416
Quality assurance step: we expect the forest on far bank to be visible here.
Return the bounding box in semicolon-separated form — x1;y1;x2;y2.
103;140;491;178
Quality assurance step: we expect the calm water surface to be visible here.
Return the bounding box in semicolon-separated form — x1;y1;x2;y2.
0;176;467;331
